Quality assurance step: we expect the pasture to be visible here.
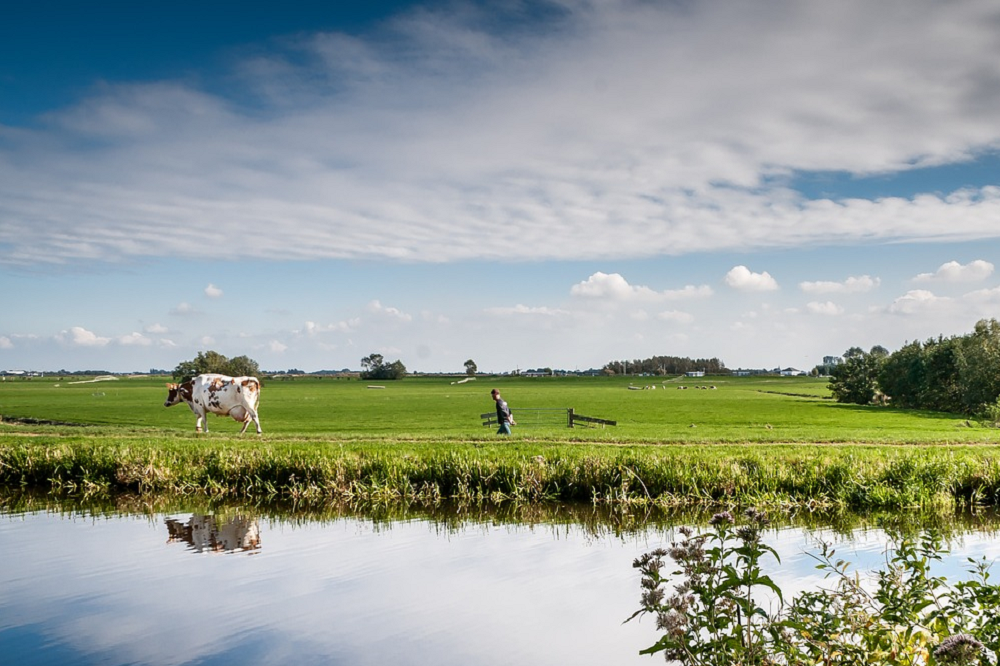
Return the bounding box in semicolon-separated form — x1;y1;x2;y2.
4;374;1000;509
0;373;995;444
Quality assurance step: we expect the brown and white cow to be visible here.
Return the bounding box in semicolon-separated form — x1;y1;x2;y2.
164;373;262;434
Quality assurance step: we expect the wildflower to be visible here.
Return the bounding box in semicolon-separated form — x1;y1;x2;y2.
677;526;694;537
655;609;688;637
744;507;770;525
709;511;733;526
641;587;665;608
934;634;984;666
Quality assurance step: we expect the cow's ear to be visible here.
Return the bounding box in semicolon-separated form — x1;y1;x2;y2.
166;383;176;389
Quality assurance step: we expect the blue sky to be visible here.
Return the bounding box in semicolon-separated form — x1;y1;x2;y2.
2;0;1000;374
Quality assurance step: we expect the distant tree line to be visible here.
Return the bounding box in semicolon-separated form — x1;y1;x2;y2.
829;318;1000;417
603;355;727;376
172;351;261;383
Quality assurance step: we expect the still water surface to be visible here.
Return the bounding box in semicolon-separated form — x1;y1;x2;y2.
2;505;998;666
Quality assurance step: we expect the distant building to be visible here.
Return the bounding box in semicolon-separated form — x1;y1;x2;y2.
685;371;705;377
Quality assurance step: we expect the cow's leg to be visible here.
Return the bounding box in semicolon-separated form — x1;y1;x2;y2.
246;407;262;434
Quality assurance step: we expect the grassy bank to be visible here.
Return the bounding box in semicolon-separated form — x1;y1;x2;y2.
3;432;1000;510
4;375;1000;510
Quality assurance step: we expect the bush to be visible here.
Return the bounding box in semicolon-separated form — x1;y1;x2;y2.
630;509;1000;665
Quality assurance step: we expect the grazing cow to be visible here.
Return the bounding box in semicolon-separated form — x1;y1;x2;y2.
164;373;262;434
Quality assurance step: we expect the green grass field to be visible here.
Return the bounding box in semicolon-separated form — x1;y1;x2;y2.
1;373;996;444
4;374;1000;509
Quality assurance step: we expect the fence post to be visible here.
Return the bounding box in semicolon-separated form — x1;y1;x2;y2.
568;408;574;428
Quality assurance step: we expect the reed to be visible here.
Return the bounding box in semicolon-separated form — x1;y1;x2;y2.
3;435;1000;510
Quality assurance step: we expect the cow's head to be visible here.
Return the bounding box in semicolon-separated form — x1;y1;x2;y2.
164;381;192;407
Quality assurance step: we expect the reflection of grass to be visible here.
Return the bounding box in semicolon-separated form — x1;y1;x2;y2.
3;488;1000;541
3;374;1000;508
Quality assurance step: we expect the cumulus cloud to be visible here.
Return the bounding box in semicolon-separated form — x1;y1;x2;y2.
913;260;994;283
3;1;1000;268
366;300;412;322
0;336;12;349
806;301;844;315
800;275;880;294
303;319;359;336
725;266;779;292
964;285;1000;303
118;332;152;346
886;289;951;315
204;284;224;298
571;272;711;301
484;304;569;316
657;310;695;324
144;323;169;334
170;302;202;316
59;326;110;347
269;340;288;353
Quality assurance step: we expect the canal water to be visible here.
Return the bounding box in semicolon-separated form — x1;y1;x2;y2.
1;501;998;666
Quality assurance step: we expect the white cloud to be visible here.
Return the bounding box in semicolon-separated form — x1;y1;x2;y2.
725;266;779;292
484;304;569;316
570;272;711;301
204;284;224;298
303;319;359;336
118;332;152;346
269;340;288;353
367;300;412;322
657;310;695;324
886;289;950;315
806;301;844;316
170;302;202;316
913;260;994;283
144;323;169;334
964;285;1000;303
3;1;1000;268
800;275;880;294
0;336;12;349
59;326;110;347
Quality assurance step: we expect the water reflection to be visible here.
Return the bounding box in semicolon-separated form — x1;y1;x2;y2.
0;492;999;666
164;514;261;554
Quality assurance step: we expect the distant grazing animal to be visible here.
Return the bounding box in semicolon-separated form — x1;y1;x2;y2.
164;373;262;434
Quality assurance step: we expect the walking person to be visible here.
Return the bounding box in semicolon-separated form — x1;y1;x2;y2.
491;388;515;435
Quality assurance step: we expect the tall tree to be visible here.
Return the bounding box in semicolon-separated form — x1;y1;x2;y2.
464;359;478;377
829;345;888;405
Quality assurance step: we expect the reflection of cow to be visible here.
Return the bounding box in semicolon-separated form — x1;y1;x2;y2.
164;373;262;434
165;514;261;553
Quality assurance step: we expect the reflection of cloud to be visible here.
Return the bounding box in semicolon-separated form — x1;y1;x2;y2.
914;260;994;283
725;266;778;292
1;513;996;666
